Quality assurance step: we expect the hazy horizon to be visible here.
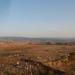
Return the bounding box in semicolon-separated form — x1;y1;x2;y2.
0;0;75;38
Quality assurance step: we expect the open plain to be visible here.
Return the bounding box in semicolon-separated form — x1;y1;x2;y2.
0;40;75;75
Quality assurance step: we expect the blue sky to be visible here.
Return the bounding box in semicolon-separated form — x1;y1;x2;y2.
0;0;75;38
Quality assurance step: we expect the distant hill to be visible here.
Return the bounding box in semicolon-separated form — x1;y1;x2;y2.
0;36;75;42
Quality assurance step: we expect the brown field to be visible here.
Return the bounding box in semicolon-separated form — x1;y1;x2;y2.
0;40;75;75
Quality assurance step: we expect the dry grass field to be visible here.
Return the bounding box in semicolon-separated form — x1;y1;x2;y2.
0;40;75;75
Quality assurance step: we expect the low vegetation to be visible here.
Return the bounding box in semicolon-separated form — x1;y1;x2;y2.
0;40;75;75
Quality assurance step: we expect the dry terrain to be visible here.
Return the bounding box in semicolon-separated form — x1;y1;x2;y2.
0;40;75;75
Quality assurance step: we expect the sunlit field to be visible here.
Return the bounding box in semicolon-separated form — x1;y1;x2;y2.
0;40;75;75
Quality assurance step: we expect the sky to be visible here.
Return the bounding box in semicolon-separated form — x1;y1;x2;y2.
0;0;75;38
